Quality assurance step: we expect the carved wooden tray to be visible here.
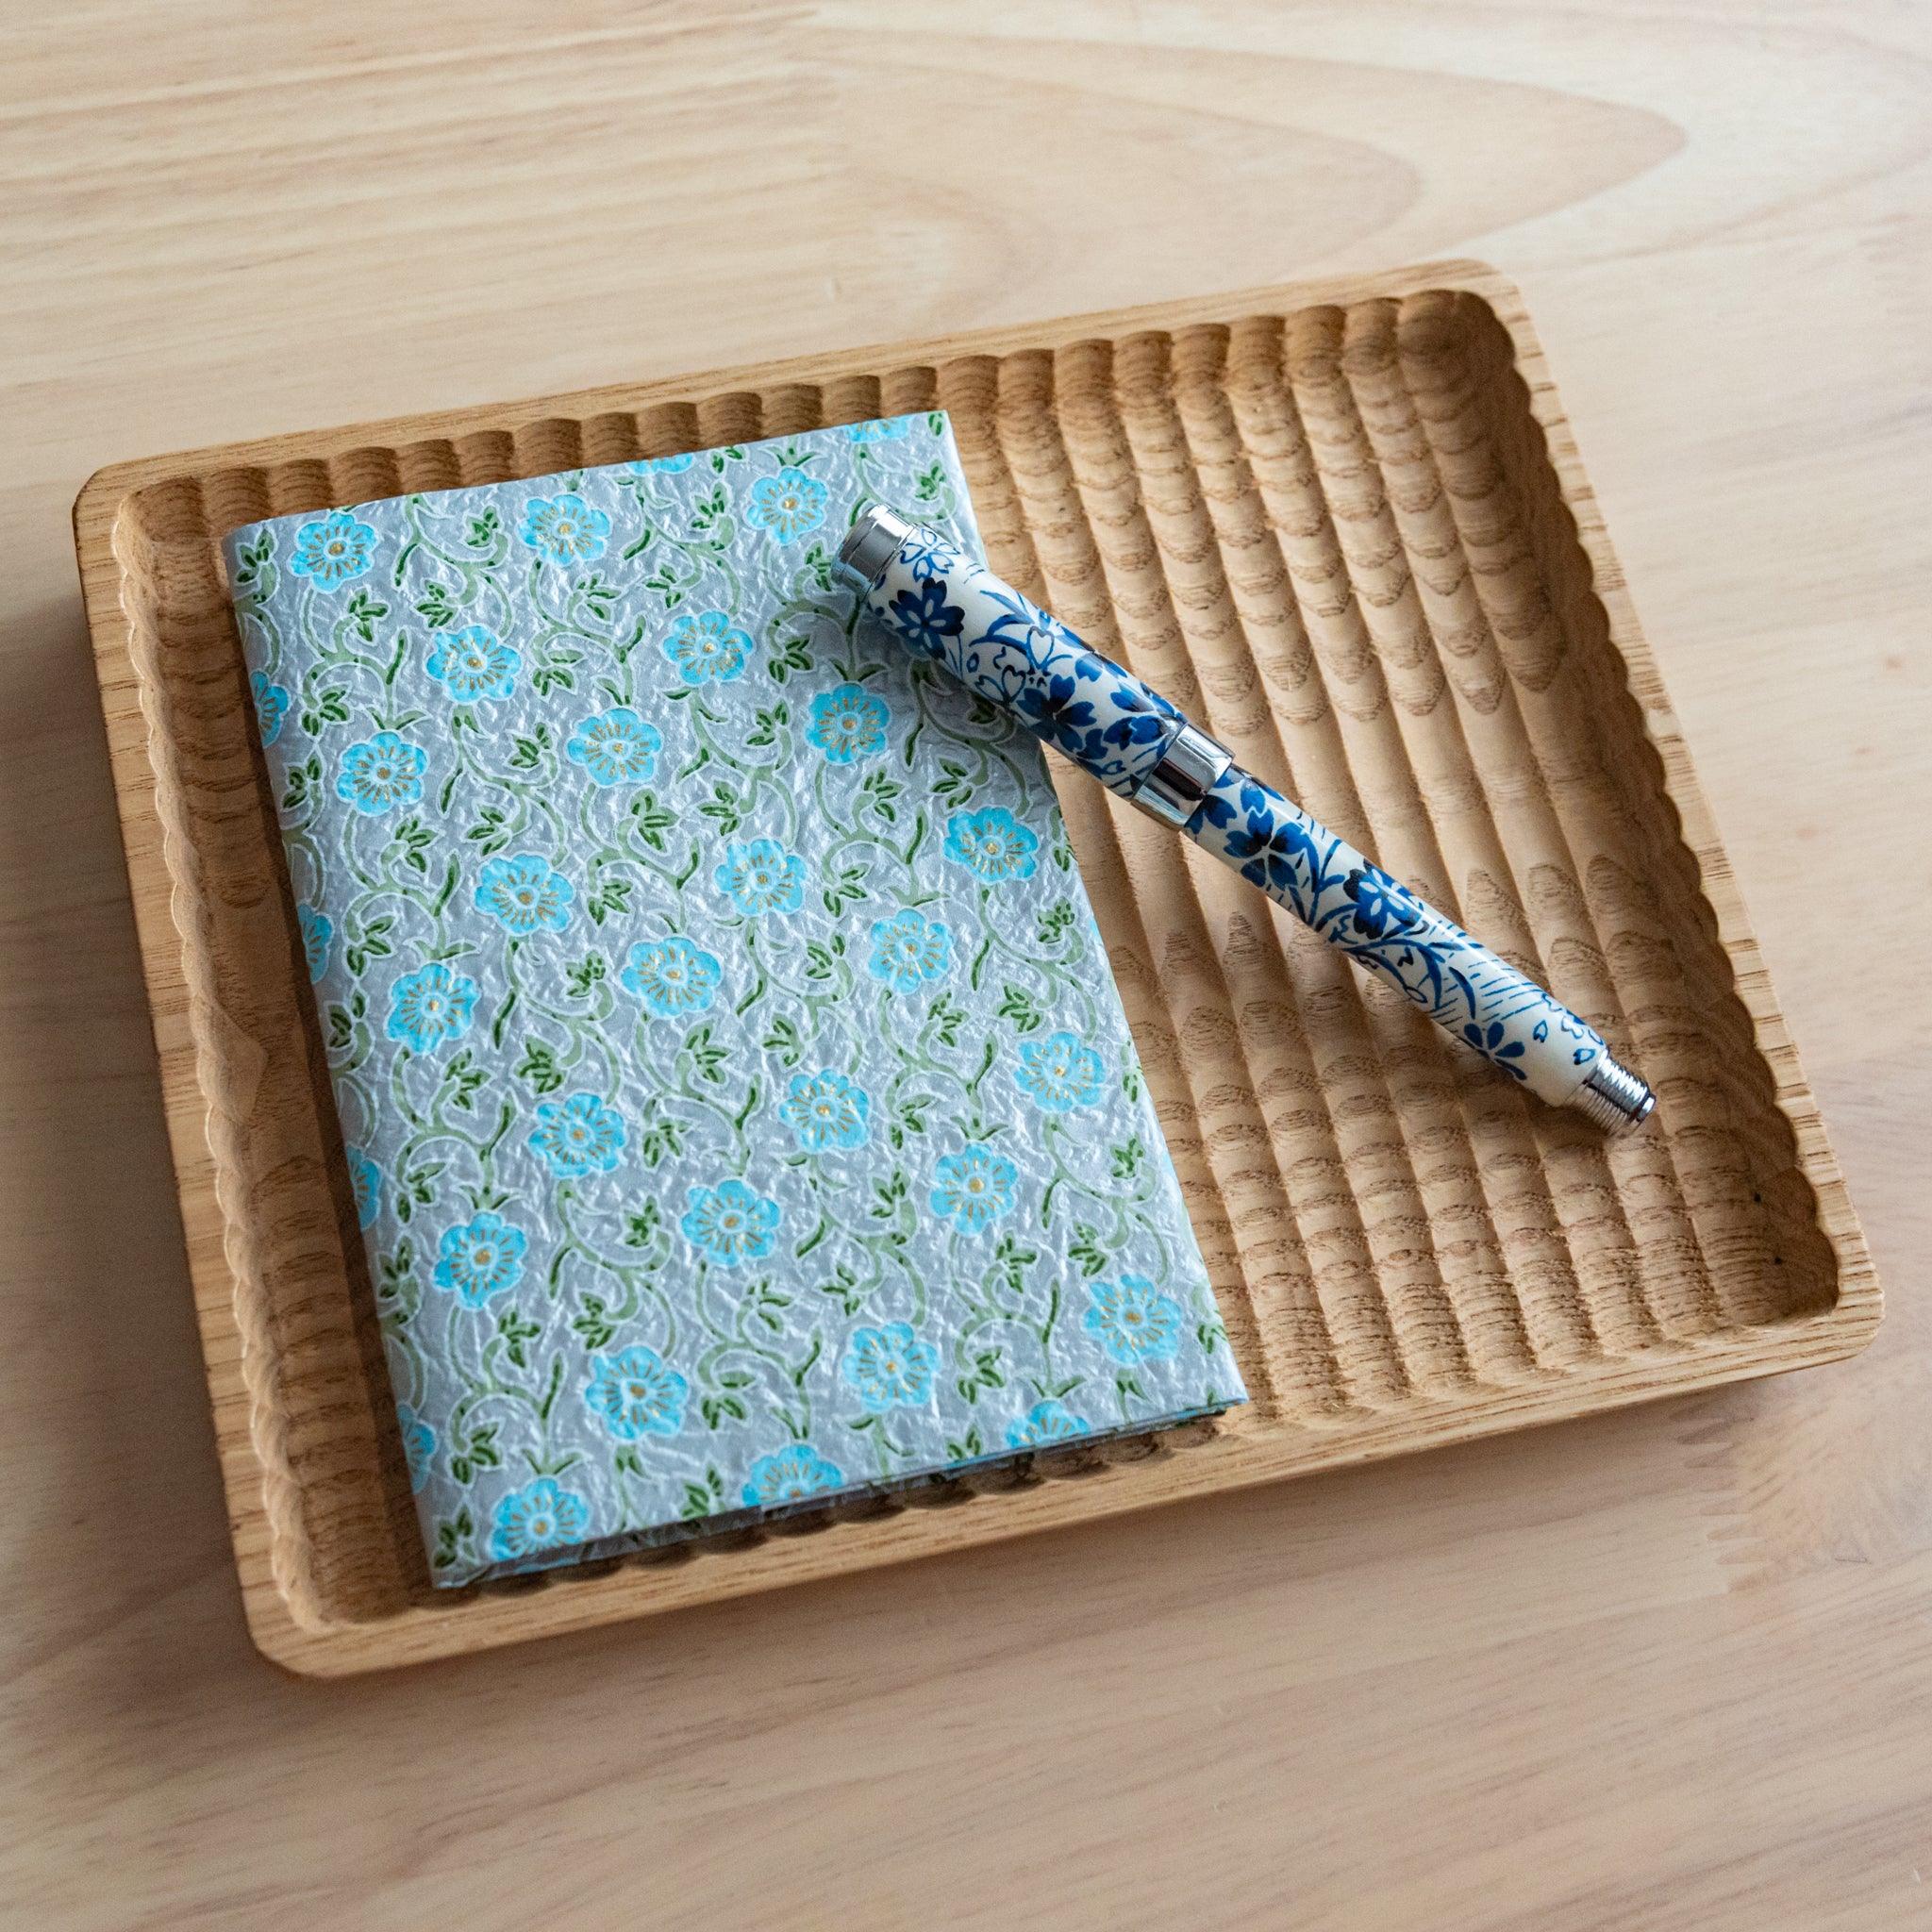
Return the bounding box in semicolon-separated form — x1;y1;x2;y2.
74;261;1879;1674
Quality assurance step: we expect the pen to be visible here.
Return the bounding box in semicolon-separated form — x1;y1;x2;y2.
839;505;1655;1133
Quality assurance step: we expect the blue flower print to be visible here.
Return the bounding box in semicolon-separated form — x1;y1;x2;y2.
715;838;806;917
1015;1029;1105;1113
887;576;966;659
843;417;912;441
841;1322;939;1411
425;625;521;703
1222;800;1319;902
1460;1018;1528;1081
1550;1010;1601;1072
1024;602;1088;662
251;671;290;746
943;807;1039;883
628;453;696;475
475;852;574;935
680;1177;781;1266
928;1145;1018;1235
1083;1274;1185;1365
779;1070;871;1152
289;509;376;590
584;1345;689;1442
385;962;478;1053
1014;672;1099;761
335;731;426;815
661;608;752;685
488;1476;590;1562
1006;1399;1091;1450
395;1402;437;1491
807;682;891;763
297;902;334;982
1095;676;1180;760
1343;864;1424;941
430;1210;528;1309
866;908;952;992
744;465;828;541
566;707;661;786
346;1144;381;1228
741;1444;844;1508
901;528;961;579
619;935;721;1017
517;491;610;567
529;1091;627;1176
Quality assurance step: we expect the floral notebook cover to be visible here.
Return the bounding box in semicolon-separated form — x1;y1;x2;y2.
226;414;1246;1584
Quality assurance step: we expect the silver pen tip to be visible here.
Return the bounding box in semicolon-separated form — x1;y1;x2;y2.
1572;1057;1656;1134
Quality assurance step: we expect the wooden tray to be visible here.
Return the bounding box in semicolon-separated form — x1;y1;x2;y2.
74;261;1879;1675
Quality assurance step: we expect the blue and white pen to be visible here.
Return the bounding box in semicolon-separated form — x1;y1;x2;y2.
839;506;1654;1133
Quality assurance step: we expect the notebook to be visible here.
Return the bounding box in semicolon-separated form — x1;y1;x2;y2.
226;413;1247;1583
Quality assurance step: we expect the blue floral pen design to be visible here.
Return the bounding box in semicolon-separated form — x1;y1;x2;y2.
840;506;1655;1132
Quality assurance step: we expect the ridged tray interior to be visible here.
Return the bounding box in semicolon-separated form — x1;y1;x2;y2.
76;265;1876;1674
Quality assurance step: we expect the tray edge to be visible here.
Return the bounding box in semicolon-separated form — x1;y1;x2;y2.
71;258;1882;1677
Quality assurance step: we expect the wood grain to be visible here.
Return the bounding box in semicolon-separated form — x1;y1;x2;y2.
73;264;1878;1674
7;0;1931;1923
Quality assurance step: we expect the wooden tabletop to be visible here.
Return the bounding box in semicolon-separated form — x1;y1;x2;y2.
6;4;1928;1925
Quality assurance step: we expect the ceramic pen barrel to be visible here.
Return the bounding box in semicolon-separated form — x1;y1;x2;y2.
839;506;1654;1133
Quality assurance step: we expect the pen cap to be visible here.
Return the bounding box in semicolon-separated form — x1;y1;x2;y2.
838;504;915;589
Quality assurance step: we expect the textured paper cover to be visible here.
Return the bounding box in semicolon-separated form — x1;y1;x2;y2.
224;415;1244;1582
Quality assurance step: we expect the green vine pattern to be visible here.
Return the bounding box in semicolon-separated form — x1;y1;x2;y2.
227;415;1244;1584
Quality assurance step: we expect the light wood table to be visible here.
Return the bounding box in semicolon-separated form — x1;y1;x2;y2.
4;5;1928;1925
